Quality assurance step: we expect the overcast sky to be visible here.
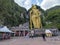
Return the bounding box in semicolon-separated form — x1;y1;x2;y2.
14;0;60;10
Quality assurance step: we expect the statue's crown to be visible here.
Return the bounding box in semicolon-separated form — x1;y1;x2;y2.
32;5;36;9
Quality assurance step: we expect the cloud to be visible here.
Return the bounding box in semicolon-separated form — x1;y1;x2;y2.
24;0;32;10
14;0;32;10
36;0;42;5
14;0;42;10
14;0;60;10
24;0;30;5
40;0;60;10
36;0;40;5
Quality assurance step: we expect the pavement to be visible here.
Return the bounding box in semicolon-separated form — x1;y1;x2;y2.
0;36;60;45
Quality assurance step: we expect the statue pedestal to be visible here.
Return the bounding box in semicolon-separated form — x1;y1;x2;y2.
34;29;42;35
30;29;44;37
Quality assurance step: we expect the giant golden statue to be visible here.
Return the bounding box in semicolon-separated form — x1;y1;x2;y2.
30;5;42;29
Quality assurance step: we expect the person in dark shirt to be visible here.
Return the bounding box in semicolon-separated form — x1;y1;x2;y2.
41;33;46;41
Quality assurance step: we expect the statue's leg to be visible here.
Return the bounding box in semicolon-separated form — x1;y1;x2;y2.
39;18;42;28
37;17;42;28
32;17;37;28
30;19;33;29
36;18;39;28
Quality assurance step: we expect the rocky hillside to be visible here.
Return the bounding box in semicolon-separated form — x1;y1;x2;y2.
0;0;28;27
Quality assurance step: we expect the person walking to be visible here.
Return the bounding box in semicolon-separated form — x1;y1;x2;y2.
41;32;46;41
31;30;34;38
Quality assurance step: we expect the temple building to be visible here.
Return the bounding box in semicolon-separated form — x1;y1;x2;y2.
11;22;30;37
11;5;44;37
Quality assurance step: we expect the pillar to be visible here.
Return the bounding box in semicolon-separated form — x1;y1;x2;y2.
23;30;25;37
19;31;20;36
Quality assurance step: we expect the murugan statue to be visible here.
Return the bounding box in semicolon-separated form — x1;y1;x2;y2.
30;5;42;29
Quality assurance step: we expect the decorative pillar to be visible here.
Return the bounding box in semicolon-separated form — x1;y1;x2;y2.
24;30;25;37
19;31;20;36
14;31;16;37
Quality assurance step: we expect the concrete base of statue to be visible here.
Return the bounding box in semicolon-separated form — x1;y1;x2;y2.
30;29;44;37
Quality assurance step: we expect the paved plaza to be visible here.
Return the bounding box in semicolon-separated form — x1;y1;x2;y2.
0;36;60;45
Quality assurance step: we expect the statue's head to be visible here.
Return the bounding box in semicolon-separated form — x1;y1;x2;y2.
32;5;36;9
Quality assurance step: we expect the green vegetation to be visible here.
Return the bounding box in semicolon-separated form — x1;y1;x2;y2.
45;6;60;29
0;0;60;30
0;0;28;27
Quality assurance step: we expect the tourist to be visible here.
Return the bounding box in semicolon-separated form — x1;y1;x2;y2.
41;32;46;41
31;30;34;38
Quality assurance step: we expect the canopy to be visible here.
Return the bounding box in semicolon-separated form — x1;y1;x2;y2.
0;26;12;33
45;29;52;33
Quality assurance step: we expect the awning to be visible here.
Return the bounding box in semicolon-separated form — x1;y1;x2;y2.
0;26;13;33
45;29;52;33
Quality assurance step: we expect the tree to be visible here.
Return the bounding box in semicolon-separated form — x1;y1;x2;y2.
0;0;28;27
45;6;60;29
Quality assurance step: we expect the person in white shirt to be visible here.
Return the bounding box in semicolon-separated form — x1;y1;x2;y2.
31;30;34;38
